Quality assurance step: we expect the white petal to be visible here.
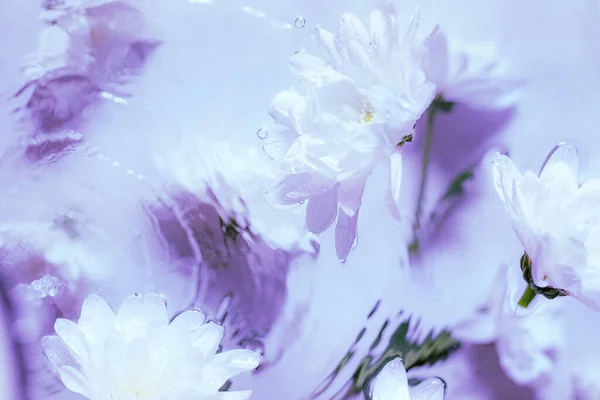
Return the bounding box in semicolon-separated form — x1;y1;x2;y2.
58;365;91;398
268;172;337;205
316;26;342;66
200;350;260;391
409;377;446;400
54;319;90;365
192;321;224;358
306;186;339;234
140;293;170;325
314;77;364;116
539;142;579;184
116;294;143;326
289;53;347;87
491;153;522;205
269;90;304;127
78;293;116;345
386;149;403;220
370;0;397;59
335;13;370;63
170;309;206;339
371;358;411;400
338;177;367;217
42;335;79;370
335;205;361;260
422;30;449;88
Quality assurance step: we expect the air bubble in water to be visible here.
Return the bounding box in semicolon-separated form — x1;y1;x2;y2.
294;16;306;29
256;129;269;140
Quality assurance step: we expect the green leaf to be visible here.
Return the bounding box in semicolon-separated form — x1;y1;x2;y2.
312;317;460;398
442;170;474;200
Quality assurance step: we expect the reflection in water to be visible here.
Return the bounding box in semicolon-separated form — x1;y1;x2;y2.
0;278;27;400
12;0;162;162
150;186;315;357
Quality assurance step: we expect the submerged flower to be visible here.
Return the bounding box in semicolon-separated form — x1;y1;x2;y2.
493;143;600;311
370;358;445;400
422;31;520;109
267;1;436;259
453;266;564;386
42;293;260;399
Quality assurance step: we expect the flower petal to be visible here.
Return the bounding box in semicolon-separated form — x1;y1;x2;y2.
269;90;304;127
338;176;367;217
335;205;361;260
409;377;446;400
316;26;342;67
170;309;206;340
200;349;260;391
54;319;90;366
78;293;116;345
492;153;522;206
57;365;91;398
371;358;411;400
370;0;397;59
289;53;347;87
335;13;370;63
42;335;79;370
192;321;224;358
422;30;449;88
539;142;579;185
306;186;339;234
268;172;337;205
386;149;403;220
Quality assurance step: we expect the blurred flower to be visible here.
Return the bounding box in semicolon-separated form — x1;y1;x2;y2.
156;136;314;252
370;358;445;400
454;266;564;387
0;221;112;290
267;1;436;259
493;143;600;311
16;0;161;134
422;31;520;109
30;0;160;81
42;293;260;399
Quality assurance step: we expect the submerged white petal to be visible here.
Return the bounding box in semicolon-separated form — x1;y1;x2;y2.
371;358;411;400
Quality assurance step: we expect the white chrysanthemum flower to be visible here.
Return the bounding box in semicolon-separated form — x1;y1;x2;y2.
493;143;600;311
422;31;520;109
454;266;564;386
42;293;260;400
370;358;445;400
267;1;436;259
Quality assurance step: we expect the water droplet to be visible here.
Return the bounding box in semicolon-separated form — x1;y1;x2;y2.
298;200;305;205
294;16;306;29
256;129;269;140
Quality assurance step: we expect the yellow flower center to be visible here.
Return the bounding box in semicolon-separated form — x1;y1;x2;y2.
361;101;375;124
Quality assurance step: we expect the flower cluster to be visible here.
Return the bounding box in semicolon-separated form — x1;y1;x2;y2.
267;0;517;259
42;293;260;400
3;0;598;399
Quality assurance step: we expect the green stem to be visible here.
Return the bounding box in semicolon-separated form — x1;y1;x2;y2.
518;286;537;308
409;105;438;252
